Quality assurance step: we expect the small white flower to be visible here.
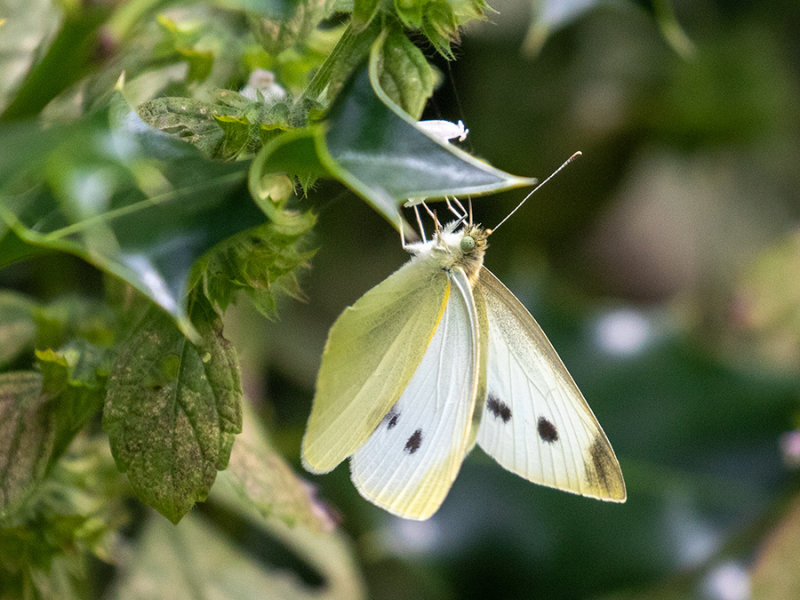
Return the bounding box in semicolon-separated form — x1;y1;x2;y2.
416;119;469;143
239;69;286;103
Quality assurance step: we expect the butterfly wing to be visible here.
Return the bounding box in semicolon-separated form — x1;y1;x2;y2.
475;267;626;501
350;268;481;520
303;258;449;474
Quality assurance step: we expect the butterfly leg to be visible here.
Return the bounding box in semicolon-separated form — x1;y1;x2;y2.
413;204;428;243
446;196;468;220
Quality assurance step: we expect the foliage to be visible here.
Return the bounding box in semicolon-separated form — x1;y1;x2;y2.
2;0;799;598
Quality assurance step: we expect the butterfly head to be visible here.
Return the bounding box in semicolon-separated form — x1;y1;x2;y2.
453;224;490;283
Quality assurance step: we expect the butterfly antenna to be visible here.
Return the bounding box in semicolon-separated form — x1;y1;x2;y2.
491;151;582;234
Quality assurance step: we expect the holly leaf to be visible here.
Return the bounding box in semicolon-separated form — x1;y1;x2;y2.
0;96;266;341
320;53;536;228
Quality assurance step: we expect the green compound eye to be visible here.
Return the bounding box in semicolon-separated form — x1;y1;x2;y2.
460;235;476;253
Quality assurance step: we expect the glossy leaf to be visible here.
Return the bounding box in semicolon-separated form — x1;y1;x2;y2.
319;57;536;228
103;301;242;523
0;102;266;340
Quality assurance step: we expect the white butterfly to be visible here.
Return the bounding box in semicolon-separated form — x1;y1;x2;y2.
302;161;625;520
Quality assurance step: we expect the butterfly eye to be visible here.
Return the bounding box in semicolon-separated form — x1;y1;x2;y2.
460;235;476;253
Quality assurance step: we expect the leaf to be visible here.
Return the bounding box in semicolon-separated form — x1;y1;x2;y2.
103;300;243;523
0;0;59;111
523;0;599;57
0;98;267;340
0;341;111;520
191;208;316;318
420;0;460;59
0;436;125;598
36;340;110;458
108;509;365;600
522;0;693;58
137;90;291;160
0;291;38;367
0;372;52;519
0;1;113;123
34;294;115;351
319;55;536;228
251;0;329;55
751;495;800;599
216;401;328;531
374;27;435;119
352;0;381;31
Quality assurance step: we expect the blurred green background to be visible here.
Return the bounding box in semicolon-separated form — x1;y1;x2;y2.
3;0;800;598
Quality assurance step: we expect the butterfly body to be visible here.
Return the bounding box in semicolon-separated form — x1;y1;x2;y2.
303;221;625;520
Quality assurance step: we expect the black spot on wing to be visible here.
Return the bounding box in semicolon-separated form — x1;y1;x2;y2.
384;407;400;429
537;417;559;443
404;429;423;454
487;394;512;423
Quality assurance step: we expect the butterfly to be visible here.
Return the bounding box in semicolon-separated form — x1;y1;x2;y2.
302;165;625;520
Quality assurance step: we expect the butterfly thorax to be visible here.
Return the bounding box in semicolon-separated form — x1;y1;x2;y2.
407;222;489;285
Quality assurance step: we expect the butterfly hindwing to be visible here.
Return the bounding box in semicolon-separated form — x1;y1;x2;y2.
303;258;449;474
475;267;626;501
350;268;481;520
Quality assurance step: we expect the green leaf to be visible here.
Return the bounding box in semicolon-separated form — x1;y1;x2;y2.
0;342;110;520
523;0;693;58
248;127;328;222
191;208;316;318
0;100;267;340
103;300;243;523
319;56;536;228
420;0;460;59
0;291;38;367
137;90;291;160
0;0;59;110
250;0;329;55
36;340;110;458
34;295;115;351
394;0;424;29
374;27;435;118
217;401;328;530
0;436;125;598
0;372;52;519
352;0;381;31
0;2;113;123
108;510;366;600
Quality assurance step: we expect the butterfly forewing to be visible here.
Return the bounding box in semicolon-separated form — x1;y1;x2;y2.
303;258;450;474
350;268;481;519
475;268;626;501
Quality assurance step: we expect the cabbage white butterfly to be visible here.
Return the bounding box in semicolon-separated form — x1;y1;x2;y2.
302;156;626;520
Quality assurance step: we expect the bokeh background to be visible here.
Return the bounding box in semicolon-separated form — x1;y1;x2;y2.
225;1;800;598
